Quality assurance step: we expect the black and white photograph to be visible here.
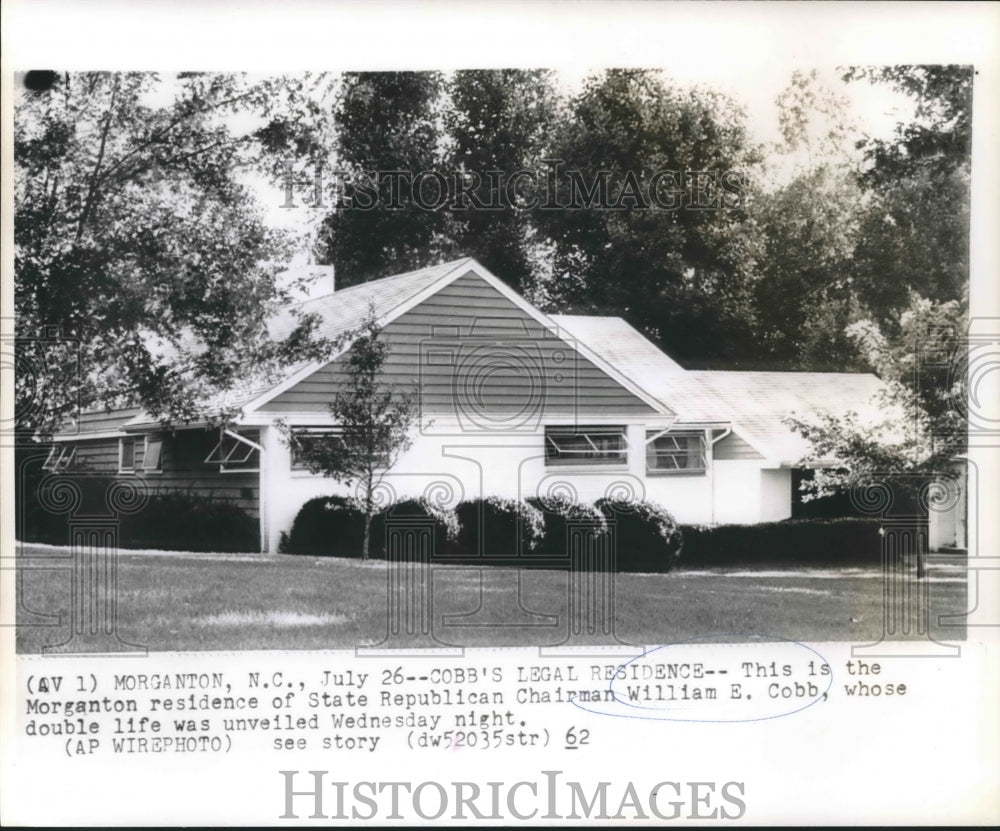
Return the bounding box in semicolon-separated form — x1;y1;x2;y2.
2;1;998;826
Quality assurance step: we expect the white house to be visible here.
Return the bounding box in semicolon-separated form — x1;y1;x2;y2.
45;257;915;553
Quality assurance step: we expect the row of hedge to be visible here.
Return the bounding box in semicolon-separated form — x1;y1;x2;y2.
18;477;259;553
279;495;684;572
677;518;882;568
279;496;884;571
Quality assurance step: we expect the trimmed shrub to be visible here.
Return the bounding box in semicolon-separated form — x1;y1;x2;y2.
119;492;258;553
280;496;367;557
19;474;116;545
449;497;545;561
677;518;883;568
18;472;258;553
596;497;683;572
281;496;461;559
374;498;460;560
526;496;608;559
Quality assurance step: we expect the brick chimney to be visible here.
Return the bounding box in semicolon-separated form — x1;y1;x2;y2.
276;264;336;304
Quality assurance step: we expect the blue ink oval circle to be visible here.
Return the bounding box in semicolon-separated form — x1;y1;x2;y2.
570;633;833;723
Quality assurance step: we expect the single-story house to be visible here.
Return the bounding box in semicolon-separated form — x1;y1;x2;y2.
41;256;965;553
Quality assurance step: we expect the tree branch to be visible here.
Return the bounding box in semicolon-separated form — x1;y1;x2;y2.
75;77;119;242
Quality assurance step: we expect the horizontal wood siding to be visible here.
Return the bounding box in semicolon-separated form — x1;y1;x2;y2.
713;431;764;460
73;438;120;470
59;430;260;517
261;270;657;416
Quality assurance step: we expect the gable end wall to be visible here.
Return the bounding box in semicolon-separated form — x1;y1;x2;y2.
259;271;659;417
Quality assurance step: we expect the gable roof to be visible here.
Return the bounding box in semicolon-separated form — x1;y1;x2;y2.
118;258;673;429
67;258;889;461
553;314;889;464
551;315;686;376
686;370;888;464
268;258;473;343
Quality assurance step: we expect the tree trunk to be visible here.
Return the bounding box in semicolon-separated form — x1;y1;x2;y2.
362;512;371;561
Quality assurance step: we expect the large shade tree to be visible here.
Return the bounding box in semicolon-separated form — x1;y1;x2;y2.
846;65;972;329
315;71;448;288
443;68;561;294
14;71;329;435
532;69;765;366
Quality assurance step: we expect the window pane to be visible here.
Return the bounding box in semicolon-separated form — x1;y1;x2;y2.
121;438;135;470
221;437;256;464
205;432;259;468
545;426;626;465
291;429;345;469
144;438;163;471
43;446;59;471
646;432;705;473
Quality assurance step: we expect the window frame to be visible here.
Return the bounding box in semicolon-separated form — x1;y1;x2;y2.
118;436;139;474
289;427;348;471
645;429;707;476
142;436;164;474
204;430;261;474
43;444;76;472
544;424;628;468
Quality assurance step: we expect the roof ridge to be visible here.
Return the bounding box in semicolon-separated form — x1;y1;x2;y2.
688;369;879;377
281;256;475;309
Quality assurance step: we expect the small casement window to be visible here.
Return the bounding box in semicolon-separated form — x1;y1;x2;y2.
119;437;139;473
290;428;348;471
545;425;627;466
43;444;76;472
646;430;707;475
205;431;261;473
143;437;163;472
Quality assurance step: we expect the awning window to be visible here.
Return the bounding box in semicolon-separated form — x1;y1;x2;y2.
545;425;627;466
646;430;706;474
143;437;163;471
204;430;261;472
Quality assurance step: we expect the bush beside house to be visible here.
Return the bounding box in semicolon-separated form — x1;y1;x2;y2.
18;474;258;553
596;497;683;572
279;496;368;557
282;495;684;571
279;496;460;560
119;493;258;553
445;497;545;561
677;518;883;568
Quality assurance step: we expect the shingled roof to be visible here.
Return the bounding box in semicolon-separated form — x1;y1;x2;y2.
68;258;890;463
552;314;888;464
120;258;477;428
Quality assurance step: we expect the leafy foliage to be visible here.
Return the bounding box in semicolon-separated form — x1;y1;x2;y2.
596;496;682;571
787;293;966;500
783;66;971;494
20;475;258;552
316;71;448;286
532;69;764;365
279;495;367;557
451;497;546;559
443;69;561;293
526;495;608;558
845;65;971;328
679;519;882;567
14;72;331;435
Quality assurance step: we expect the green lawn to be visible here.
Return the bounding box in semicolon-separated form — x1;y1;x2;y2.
14;544;968;652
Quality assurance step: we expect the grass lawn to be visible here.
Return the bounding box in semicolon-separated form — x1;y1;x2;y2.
14;544;968;652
